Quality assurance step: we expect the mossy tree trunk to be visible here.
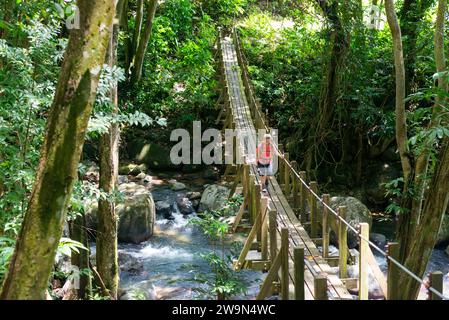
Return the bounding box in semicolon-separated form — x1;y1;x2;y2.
0;0;115;300
96;0;126;300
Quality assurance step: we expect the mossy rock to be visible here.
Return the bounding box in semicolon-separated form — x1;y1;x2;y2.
119;162;147;176
85;183;155;244
130;142;178;171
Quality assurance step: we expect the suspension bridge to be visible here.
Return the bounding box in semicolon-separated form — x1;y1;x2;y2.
215;29;447;300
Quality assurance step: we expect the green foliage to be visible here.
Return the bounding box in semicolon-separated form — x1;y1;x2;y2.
188;195;248;300
57;237;88;258
0;19;64;236
123;0;219;132
0;237;15;283
200;0;248;25
190;251;248;299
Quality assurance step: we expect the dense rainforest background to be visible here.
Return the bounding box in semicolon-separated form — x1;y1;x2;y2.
0;0;448;300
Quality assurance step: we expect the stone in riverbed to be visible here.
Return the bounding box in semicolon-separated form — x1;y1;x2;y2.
169;179;186;191
86;183;155;244
118;251;143;274
118;175;129;184
176;196;195;215
136;172;147;180
369;233;387;250
155;200;174;219
186;191;202;200
325;196;372;248
198;184;230;212
119;162;147;176
192;199;200;211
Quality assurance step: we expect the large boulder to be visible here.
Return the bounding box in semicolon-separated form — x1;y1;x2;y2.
199;185;230;212
86;183;155;244
328;196;373;248
130;142;177;171
364;162;401;206
436;214;449;246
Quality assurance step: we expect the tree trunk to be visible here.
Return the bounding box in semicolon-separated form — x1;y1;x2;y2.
385;0;415;261
408;0;448;240
70;213;92;300
385;0;412;184
132;0;144;60
396;0;448;300
131;0;158;84
96;0;125;300
0;0;115;300
399;139;449;299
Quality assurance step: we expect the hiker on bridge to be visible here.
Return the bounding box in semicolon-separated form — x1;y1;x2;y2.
257;133;282;193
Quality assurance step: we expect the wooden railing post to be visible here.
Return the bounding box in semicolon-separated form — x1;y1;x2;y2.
261;199;269;261
269;210;278;260
281;228;289;300
294;246;305;300
322;194;330;259
254;183;262;244
310;181;318;238
248;174;255;224
278;144;284;185
387;242;400;300
232;121;237;165
338;206;348;279
283;153;290;195
358;223;369;300
428;271;443;300
243;163;249;197
314;273;328;300
299;171;307;223
291;161;300;211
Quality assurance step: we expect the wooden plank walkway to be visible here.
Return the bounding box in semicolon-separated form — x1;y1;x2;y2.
220;35;353;300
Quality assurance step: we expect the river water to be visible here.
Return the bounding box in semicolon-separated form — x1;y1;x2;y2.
117;185;265;300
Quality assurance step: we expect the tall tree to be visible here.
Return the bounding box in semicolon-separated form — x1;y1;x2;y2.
386;0;449;299
96;0;126;300
130;0;158;84
0;0;116;300
398;0;448;299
